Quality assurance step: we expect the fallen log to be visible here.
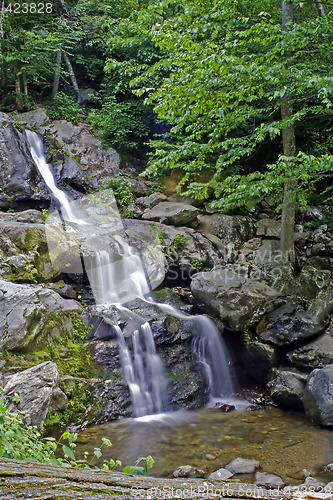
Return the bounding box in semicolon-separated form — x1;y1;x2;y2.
0;458;331;500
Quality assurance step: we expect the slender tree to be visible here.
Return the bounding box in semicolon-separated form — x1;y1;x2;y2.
280;0;297;263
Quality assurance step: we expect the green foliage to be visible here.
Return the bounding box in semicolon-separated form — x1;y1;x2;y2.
156;231;166;245
191;258;202;270
102;176;135;217
88;97;151;151
170;234;186;251
48;92;82;124
126;0;333;212
123;455;154;476
0;391;120;468
42;209;50;221
304;215;333;231
1;388;154;473
13;121;25;132
0;389;53;462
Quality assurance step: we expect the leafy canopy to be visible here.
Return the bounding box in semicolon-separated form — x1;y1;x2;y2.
120;0;333;211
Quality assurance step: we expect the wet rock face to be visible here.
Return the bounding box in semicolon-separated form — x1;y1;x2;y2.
0;114;49;209
1;111;122;210
303;364;333;427
225;457;260;475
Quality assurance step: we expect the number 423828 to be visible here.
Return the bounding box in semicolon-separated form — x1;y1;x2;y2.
4;2;53;14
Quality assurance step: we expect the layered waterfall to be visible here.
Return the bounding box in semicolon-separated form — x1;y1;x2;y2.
26;129;236;417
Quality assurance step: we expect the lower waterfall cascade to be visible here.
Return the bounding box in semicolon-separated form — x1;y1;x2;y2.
26;129;237;417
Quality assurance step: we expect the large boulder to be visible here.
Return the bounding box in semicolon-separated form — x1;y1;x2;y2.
197;213;256;249
190;266;281;330
287;334;333;371
141;201;199;226
242;342;280;385
3;361;59;430
124;219;223;285
0;210;59;283
45;120;120;190
0;113;49;209
256;218;281;238
256;303;323;348
303;365;333;427
0;279;80;351
268;367;307;411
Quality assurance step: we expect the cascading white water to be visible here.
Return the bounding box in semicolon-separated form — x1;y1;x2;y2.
25;130;87;224
26;129;236;417
115;323;169;417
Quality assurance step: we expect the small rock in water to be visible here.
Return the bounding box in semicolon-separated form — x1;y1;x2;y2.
208;468;234;481
219;404;235;413
255;472;285;489
302;468;311;477
205;454;217;460
173;465;205;479
303;476;326;491
225;457;260;474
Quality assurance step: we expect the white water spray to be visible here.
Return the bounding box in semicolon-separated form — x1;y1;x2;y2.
26;129;236;416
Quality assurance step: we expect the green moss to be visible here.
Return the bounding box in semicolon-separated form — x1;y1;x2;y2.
3;226;58;284
1;311;102;433
44;378;102;434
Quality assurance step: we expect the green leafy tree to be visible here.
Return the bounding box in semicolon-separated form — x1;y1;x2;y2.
129;0;333;260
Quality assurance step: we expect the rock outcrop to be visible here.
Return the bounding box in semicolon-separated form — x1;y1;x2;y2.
3;361;59;429
303;365;333;427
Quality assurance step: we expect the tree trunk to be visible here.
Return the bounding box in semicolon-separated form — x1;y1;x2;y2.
14;66;24;110
22;69;28;95
314;0;326;17
51;49;62;100
62;51;81;104
0;0;4;38
280;1;297;264
0;0;4;64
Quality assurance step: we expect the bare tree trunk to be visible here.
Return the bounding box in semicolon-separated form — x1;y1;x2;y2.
0;0;4;39
0;0;5;63
22;70;28;96
51;50;62;100
62;51;80;104
314;0;326;17
280;1;297;264
14;67;24;110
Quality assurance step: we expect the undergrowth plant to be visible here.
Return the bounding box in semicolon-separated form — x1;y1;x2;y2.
0;389;153;475
102;176;135;217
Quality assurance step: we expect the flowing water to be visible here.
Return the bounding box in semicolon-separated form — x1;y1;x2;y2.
74;406;333;486
26;129;236;417
27;131;333;486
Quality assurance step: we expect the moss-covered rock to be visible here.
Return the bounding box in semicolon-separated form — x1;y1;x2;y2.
0;211;59;283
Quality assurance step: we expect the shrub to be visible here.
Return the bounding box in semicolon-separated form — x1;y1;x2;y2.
48;92;82;124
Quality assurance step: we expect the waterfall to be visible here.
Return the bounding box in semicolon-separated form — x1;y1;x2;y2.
26;129;236;417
